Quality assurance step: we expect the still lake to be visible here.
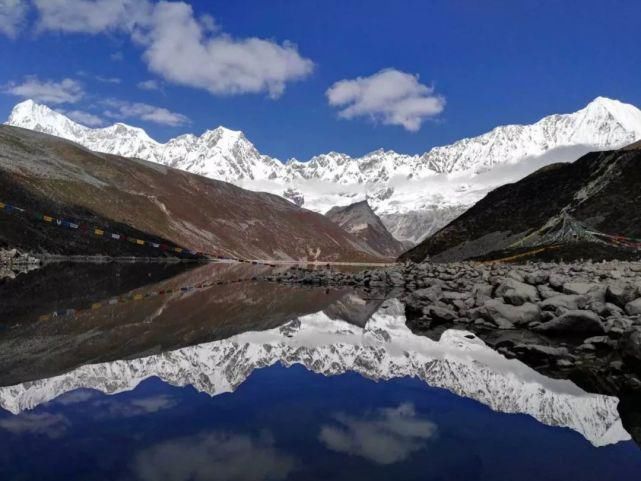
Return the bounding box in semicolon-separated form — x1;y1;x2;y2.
0;262;640;481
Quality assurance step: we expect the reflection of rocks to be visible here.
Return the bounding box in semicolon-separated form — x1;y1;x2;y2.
0;299;629;448
0;248;39;279
0;263;352;387
266;261;641;399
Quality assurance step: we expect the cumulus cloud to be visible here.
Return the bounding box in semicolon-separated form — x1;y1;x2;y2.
30;0;314;98
102;98;189;126
33;0;151;34
0;0;28;38
3;76;84;104
138;79;161;91
0;412;70;438
140;2;314;98
319;403;437;464
133;431;295;481
326;69;445;131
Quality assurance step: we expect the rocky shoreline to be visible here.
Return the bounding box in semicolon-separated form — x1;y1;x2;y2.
262;261;641;411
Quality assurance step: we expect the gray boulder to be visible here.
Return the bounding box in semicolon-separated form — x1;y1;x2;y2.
537;284;560;300
606;283;639;307
625;298;641;316
425;305;458;324
472;283;493;306
495;278;539;306
524;271;549;285
473;299;541;328
411;286;442;303
540;294;588;312
535;310;605;336
620;330;641;363
562;282;599;296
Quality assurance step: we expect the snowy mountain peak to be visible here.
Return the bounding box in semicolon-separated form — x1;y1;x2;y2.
582;96;641;136
5;97;641;243
8;99;78;133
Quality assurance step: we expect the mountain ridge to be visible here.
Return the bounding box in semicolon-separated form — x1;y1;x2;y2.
401;142;641;262
0;125;382;262
7;97;641;244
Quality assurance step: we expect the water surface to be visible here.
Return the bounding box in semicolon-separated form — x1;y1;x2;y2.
0;263;639;480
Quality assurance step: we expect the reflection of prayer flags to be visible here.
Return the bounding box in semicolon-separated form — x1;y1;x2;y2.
136;239;145;245
151;243;160;248
94;228;104;236
133;294;143;300
91;303;101;310
111;233;120;240
174;247;183;253
0;202;5;209
108;298;118;305
160;244;168;251
43;215;53;222
38;314;50;321
69;222;79;229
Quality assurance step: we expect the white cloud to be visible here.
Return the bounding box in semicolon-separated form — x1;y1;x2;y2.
3;76;84;104
140;2;314;98
0;0;28;38
30;1;313;98
65;109;104;126
33;0;151;34
326;68;445;131
102;98;189;126
138;79;161;91
95;75;121;84
0;412;70;438
134;431;295;481
110;51;124;61
319;403;437;464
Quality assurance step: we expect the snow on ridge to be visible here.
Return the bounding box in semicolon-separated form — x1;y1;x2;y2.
0;300;629;447
5;97;641;243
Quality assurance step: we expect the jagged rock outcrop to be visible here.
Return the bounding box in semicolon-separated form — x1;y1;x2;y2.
326;200;404;257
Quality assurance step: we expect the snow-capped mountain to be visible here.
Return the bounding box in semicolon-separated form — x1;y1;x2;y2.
0;299;629;447
7;97;641;243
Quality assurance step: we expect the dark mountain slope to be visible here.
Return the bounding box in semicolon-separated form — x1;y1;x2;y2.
325;200;404;257
0;126;382;262
400;144;641;262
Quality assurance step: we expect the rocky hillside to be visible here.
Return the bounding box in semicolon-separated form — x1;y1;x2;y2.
400;143;641;263
0;126;382;262
325;200;405;257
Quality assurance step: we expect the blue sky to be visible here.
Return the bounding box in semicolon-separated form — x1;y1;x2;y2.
0;0;640;160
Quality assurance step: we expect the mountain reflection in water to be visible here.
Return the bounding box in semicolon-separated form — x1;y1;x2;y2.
0;263;640;480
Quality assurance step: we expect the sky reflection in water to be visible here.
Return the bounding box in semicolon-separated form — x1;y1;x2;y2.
0;263;640;480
